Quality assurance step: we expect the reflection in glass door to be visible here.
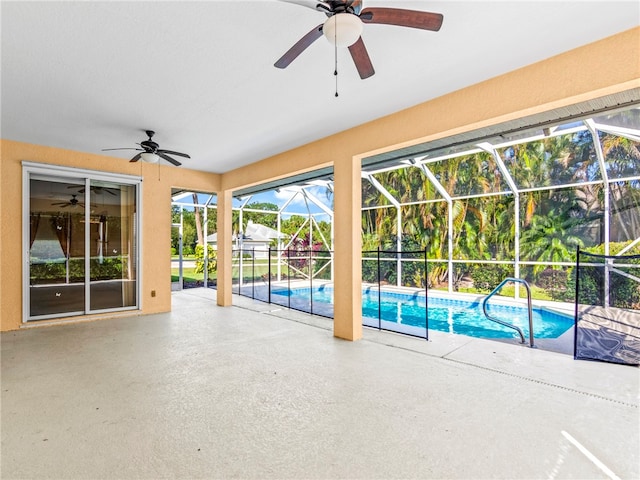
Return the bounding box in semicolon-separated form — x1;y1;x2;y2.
89;181;137;310
29;178;86;317
171;216;183;291
26;168;139;320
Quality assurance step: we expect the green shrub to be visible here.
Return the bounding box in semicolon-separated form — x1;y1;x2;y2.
566;266;601;305
585;241;640;256
30;261;66;284
470;264;512;293
536;268;568;301
90;257;125;281
195;244;217;275
567;242;640;307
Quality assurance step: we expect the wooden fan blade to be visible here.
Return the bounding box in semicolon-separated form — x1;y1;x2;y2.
102;148;143;152
129;153;142;163
158;149;190;159
275;24;324;69
158;152;182;167
348;37;375;79
360;8;443;31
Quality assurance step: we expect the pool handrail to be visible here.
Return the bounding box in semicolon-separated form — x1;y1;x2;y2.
482;277;535;348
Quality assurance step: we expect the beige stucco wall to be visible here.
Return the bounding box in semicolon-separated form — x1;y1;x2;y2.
0;141;219;331
1;27;638;334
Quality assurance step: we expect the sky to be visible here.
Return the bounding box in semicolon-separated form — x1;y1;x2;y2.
172;185;333;218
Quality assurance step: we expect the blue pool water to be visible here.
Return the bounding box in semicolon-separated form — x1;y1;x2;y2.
271;286;573;339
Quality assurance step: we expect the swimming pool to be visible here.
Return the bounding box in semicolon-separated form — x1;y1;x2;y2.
270;286;573;340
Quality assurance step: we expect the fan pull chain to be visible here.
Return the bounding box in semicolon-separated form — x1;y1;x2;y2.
334;24;339;97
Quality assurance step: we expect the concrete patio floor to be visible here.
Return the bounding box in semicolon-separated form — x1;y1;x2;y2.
1;288;638;479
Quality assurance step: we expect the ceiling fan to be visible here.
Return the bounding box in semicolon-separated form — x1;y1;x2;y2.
68;185;118;196
51;194;85;209
275;0;444;79
102;130;190;166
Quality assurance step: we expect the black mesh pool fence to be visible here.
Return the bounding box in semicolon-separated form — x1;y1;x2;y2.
230;247;430;340
574;248;640;365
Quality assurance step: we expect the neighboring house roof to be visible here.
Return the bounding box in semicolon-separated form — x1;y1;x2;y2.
207;221;287;244
245;220;287;241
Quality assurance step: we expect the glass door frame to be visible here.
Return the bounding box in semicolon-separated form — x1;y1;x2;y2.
22;161;142;323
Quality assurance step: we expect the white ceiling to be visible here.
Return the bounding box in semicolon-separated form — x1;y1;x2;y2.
2;1;639;174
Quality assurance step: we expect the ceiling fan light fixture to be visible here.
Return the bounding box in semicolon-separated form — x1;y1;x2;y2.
323;13;363;47
140;152;159;163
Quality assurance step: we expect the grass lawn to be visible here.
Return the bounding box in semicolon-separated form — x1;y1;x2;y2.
171;267;204;283
171;263;270;283
457;284;554;301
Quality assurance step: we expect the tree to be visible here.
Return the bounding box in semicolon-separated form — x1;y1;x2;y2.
192;194;204;247
520;209;585;274
237;202;279;231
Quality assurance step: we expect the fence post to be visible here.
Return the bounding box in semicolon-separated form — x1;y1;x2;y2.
287;248;291;310
573;246;581;359
239;246;243;291
377;247;382;330
424;247;429;341
235;249;240;296
268;247;272;304
252;248;255;300
309;249;313;315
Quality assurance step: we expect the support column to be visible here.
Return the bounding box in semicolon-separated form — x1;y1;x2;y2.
333;156;362;341
216;189;233;307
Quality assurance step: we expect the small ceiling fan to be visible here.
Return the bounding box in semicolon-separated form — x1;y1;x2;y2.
68;185;118;196
51;194;85;209
102;130;190;166
275;0;444;79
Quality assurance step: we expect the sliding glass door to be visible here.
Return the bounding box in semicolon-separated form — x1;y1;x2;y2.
29;178;87;317
25;164;140;321
88;181;137;310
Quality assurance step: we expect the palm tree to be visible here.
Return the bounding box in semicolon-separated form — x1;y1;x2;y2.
520;209;585;274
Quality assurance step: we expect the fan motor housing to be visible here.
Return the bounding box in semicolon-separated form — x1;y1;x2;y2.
141;140;159;152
